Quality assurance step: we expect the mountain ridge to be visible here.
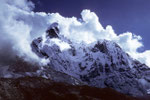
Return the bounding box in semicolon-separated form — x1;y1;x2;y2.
30;22;150;96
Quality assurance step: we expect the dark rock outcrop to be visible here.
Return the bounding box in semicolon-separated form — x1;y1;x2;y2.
46;22;59;38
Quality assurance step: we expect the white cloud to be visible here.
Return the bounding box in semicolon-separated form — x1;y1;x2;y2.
6;0;35;11
0;0;150;67
44;38;71;51
0;0;48;65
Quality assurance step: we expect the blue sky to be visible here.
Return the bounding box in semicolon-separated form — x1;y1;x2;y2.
31;0;150;51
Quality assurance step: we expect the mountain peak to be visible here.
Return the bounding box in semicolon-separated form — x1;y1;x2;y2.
46;22;59;38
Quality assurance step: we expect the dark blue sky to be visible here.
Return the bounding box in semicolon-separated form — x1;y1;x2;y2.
31;0;150;51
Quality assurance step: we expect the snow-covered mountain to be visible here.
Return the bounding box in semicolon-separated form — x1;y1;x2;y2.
31;23;150;96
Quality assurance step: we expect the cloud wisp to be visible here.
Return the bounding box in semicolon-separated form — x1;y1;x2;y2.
0;0;150;67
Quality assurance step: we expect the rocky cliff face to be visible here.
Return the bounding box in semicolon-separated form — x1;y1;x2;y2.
31;23;150;96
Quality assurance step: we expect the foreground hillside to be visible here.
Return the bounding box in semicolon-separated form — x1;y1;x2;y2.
0;77;141;100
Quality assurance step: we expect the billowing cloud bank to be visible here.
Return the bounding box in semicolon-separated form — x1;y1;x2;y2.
0;0;150;67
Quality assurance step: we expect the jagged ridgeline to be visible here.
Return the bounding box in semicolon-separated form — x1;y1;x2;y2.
31;23;150;96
